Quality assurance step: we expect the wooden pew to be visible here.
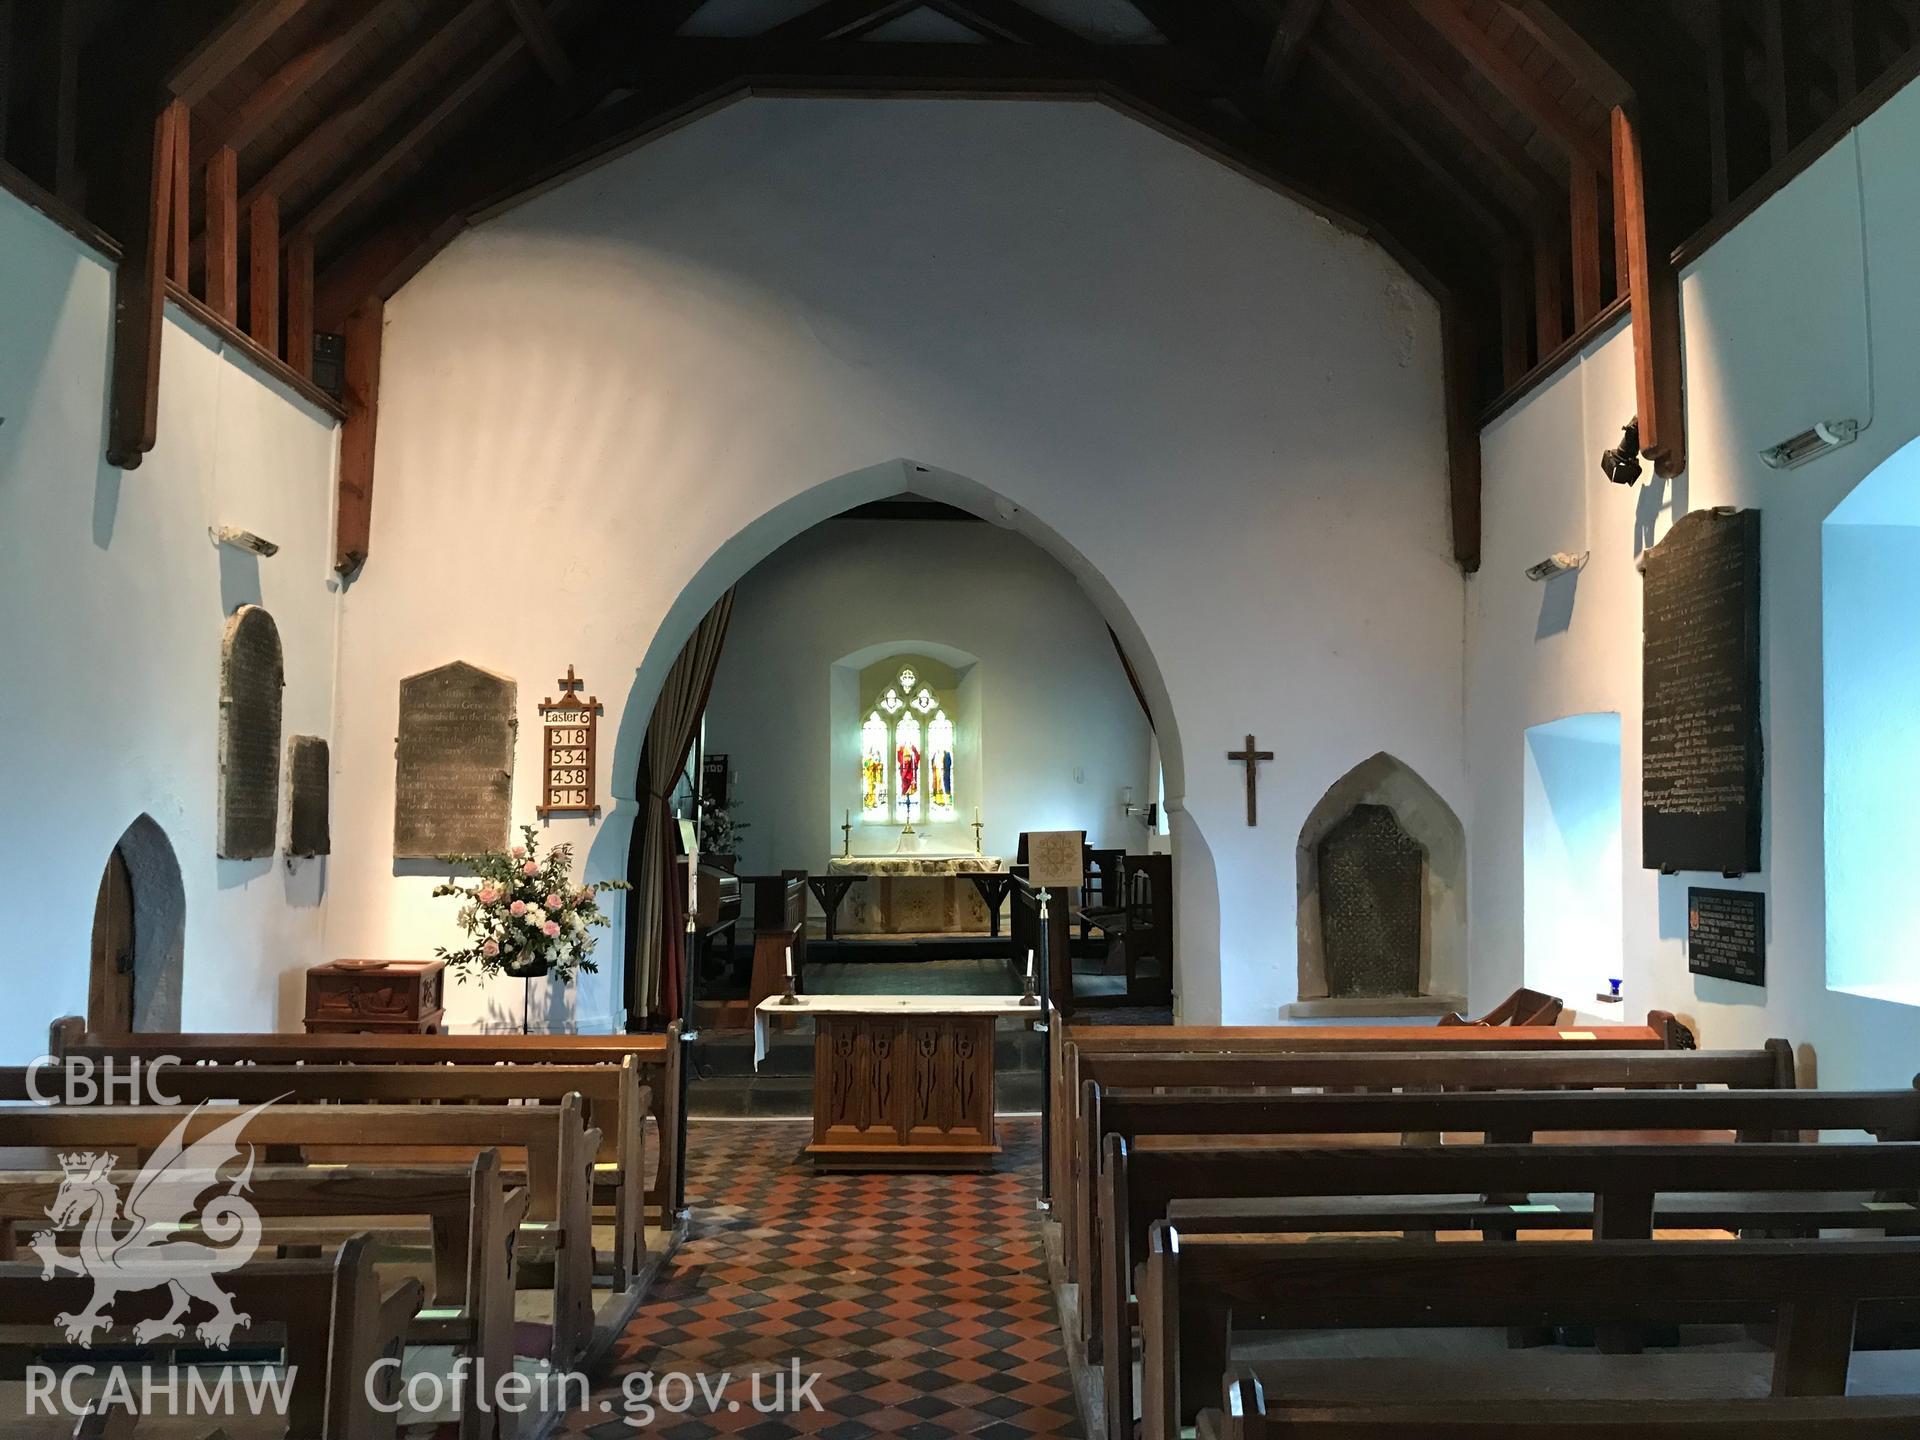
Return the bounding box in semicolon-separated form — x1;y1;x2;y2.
5;1057;652;1295
0;1100;600;1369
1101;1137;1920;1440
1047;1010;1700;1242
0;1153;524;1440
48;1019;686;1223
1063;1041;1791;1349
0;1232;419;1439
1153;1232;1920;1440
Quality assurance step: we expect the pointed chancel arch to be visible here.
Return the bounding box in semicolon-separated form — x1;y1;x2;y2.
601;458;1212;1023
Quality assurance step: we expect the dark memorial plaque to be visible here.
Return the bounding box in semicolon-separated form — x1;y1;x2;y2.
287;735;330;858
1318;804;1425;998
1642;507;1763;874
217;605;284;859
393;662;516;860
1688;886;1766;987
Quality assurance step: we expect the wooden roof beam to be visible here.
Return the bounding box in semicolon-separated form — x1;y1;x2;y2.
1305;48;1518;246
243;0;503;215
925;0;1092;49
501;0;576;89
1613;103;1684;477
764;0;925;43
1329;0;1560;225
168;0;318;106
1402;0;1610;172
1260;0;1326;101
197;0;387;155
291;15;544;246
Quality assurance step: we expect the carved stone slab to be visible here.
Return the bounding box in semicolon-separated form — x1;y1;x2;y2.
287;735;330;858
393;662;516;860
1318;804;1425;999
217;606;284;859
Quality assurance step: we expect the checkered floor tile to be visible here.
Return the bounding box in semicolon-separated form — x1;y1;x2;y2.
555;1117;1081;1437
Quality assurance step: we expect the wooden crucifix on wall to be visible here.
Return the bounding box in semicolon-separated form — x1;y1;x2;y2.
1227;734;1274;826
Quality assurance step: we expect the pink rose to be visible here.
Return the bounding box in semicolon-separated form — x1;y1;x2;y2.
522;861;539;877
542;919;561;938
510;846;526;859
577;886;595;903
545;893;563;911
478;886;499;905
481;939;500;957
509;900;527;916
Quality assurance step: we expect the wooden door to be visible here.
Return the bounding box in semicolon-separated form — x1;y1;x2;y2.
89;847;136;1036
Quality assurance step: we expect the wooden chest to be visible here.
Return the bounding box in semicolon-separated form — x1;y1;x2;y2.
303;960;446;1034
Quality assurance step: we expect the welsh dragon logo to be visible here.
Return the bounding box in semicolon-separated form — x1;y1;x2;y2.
30;1101;276;1349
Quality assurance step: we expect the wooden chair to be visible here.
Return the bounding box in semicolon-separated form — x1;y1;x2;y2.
1439;986;1565;1026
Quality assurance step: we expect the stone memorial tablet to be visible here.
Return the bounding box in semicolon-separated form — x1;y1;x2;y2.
1688;886;1765;987
1642;507;1762;874
393;662;516;860
217;605;284;859
287;735;330;858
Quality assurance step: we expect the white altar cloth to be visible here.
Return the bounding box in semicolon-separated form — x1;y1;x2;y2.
754;993;1033;1068
826;855;1007;934
827;855;1006;876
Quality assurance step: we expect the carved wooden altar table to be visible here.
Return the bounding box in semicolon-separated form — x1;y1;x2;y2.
754;994;1031;1171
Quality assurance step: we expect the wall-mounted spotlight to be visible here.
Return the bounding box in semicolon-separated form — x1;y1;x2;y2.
1761;418;1859;470
1121;786;1158;830
1599;416;1643;486
209;526;279;557
1525;550;1589;582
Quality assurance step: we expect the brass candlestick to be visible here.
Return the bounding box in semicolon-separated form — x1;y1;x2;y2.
1019;971;1039;1007
779;972;799;1006
972;817;984;854
841;817;851;858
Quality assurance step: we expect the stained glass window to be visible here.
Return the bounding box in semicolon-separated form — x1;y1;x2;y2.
894;713;922;825
861;711;889;818
927;710;956;820
859;665;962;825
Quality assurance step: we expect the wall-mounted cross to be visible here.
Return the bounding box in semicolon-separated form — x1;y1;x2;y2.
1227;734;1274;826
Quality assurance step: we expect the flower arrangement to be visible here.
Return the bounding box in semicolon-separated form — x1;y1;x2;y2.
432;825;629;984
696;795;748;858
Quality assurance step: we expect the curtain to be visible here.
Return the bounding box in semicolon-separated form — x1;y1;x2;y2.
624;588;735;1027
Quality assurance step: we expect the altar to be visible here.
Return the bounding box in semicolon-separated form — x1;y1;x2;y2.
827;853;1007;935
754;993;1033;1170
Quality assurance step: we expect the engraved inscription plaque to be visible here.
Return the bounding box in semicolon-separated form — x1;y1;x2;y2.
218;605;284;859
393;662;516;859
1642;508;1763;874
1318;804;1425;998
287;735;330;858
1688;887;1765;987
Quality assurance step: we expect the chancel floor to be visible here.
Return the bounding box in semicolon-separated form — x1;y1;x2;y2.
557;1117;1081;1438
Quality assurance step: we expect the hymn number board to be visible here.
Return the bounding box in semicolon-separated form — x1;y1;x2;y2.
538;667;601;818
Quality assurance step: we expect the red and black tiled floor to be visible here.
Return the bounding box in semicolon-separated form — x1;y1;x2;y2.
558;1117;1082;1438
